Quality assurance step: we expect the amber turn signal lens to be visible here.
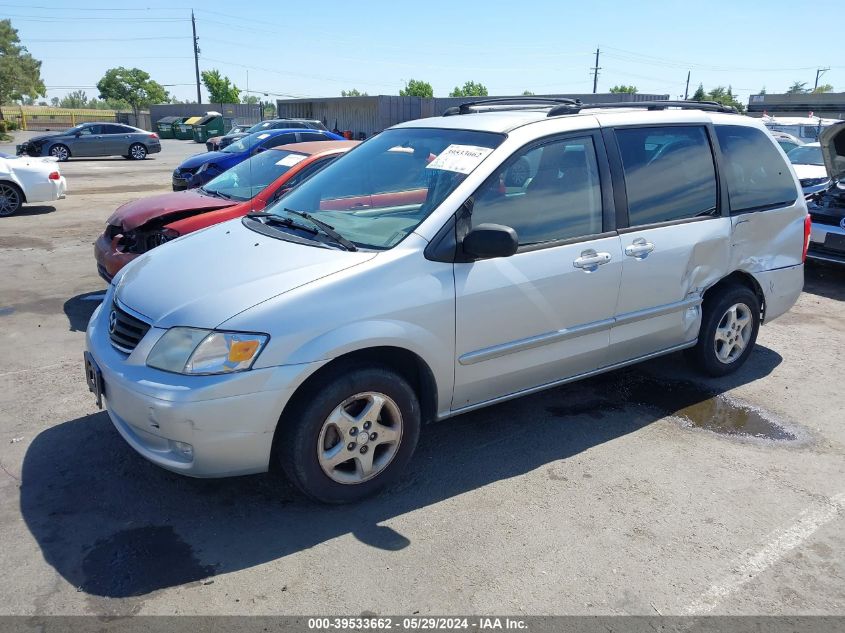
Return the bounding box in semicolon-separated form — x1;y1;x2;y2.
228;339;261;363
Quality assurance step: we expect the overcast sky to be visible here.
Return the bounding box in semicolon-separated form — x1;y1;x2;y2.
7;0;843;105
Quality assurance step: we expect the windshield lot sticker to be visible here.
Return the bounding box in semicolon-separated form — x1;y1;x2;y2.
256;133;270;139
427;145;493;174
277;154;306;167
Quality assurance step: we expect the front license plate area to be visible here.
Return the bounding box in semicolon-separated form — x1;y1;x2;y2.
83;352;105;409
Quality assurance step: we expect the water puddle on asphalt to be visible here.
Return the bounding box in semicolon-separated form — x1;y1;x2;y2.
81;525;216;597
549;372;798;442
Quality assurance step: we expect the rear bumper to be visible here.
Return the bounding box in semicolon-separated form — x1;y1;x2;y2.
808;220;845;265
753;263;804;323
147;142;162;155
94;233;138;282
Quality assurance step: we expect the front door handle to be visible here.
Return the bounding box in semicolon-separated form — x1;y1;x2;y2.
624;238;655;259
573;249;612;271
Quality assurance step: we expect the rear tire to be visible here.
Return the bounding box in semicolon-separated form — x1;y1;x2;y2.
687;283;760;377
0;182;23;216
128;143;147;160
276;363;421;503
50;144;70;161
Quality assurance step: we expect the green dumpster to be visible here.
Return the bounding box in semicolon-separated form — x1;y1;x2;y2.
174;116;202;140
155;116;181;139
192;113;225;143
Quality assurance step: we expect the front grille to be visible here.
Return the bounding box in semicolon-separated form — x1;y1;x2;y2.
108;303;150;353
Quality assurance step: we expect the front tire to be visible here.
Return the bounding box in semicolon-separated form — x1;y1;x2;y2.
50;144;70;162
128;143;147;160
277;364;421;503
687;283;760;377
0;182;23;216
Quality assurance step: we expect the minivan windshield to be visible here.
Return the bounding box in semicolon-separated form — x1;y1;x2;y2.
787;145;824;166
257;127;505;250
201;149;308;201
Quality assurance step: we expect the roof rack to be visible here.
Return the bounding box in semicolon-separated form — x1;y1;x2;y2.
443;97;581;117
574;100;737;115
442;98;738;118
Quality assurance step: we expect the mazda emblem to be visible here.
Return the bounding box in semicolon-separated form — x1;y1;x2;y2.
108;310;117;334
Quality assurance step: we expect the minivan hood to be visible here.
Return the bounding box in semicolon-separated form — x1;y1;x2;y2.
107;190;238;231
819;121;845;181
115;220;376;329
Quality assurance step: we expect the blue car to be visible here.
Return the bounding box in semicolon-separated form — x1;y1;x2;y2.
172;128;343;191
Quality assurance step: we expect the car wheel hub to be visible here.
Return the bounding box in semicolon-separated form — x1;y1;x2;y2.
317;391;402;485
714;302;752;364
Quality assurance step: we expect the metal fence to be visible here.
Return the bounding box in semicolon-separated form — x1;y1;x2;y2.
0;107;118;131
276;93;672;138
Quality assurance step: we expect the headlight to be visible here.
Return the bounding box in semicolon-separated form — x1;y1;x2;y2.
146;327;268;375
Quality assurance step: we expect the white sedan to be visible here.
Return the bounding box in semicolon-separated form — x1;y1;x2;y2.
0;152;67;216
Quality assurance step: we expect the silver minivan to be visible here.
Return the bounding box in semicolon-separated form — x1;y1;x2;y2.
85;100;809;503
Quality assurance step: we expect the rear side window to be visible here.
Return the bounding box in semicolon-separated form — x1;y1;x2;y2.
262;133;296;148
616;126;718;226
715;125;798;213
300;132;330;142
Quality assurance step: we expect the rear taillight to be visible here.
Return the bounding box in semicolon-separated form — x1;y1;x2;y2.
802;214;812;263
150;133;159;140
48;171;60;180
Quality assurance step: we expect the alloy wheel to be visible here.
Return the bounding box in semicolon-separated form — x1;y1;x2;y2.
50;146;69;161
317;391;403;484
0;184;21;216
130;144;147;160
714;302;752;364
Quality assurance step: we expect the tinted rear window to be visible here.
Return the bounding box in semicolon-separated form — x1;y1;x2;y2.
715;125;798;213
616;125;718;226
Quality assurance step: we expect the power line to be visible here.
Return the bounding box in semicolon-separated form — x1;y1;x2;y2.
26;36;186;42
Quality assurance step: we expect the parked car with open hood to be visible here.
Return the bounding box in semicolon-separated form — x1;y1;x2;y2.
787;143;830;196
94;140;358;281
806;121;845;264
0;152;66;216
85;99;807;503
172;128;342;191
16;122;161;161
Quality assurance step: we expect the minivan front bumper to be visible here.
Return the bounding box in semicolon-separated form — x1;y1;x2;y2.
85;297;326;477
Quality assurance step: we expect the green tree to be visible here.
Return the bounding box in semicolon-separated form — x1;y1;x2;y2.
59;90;88;109
522;90;534;96
691;83;707;101
50;96;59;107
759;86;767;95
704;85;746;113
242;94;259;105
263;102;276;118
0;19;46;107
341;88;368;97
400;79;434;98
609;84;638;94
813;84;834;94
787;81;809;94
201;69;240;103
97;67;168;117
449;80;488;97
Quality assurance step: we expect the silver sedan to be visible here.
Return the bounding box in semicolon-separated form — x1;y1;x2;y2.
16;122;162;161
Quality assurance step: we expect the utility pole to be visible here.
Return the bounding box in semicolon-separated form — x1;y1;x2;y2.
191;10;201;103
684;71;691;100
814;67;830;91
591;48;601;94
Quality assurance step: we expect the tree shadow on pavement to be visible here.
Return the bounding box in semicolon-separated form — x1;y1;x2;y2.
20;346;783;600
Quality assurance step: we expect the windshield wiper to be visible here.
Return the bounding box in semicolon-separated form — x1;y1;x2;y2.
246;212;318;235
282;208;358;251
199;186;231;200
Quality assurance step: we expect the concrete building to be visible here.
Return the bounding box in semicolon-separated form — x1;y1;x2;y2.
275;93;671;138
748;93;845;119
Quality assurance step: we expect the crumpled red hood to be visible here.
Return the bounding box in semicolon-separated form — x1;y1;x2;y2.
107;190;238;231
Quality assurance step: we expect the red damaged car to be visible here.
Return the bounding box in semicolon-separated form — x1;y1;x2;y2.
94;140;359;282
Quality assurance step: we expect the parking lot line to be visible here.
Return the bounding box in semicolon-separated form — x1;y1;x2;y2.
686;492;845;614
